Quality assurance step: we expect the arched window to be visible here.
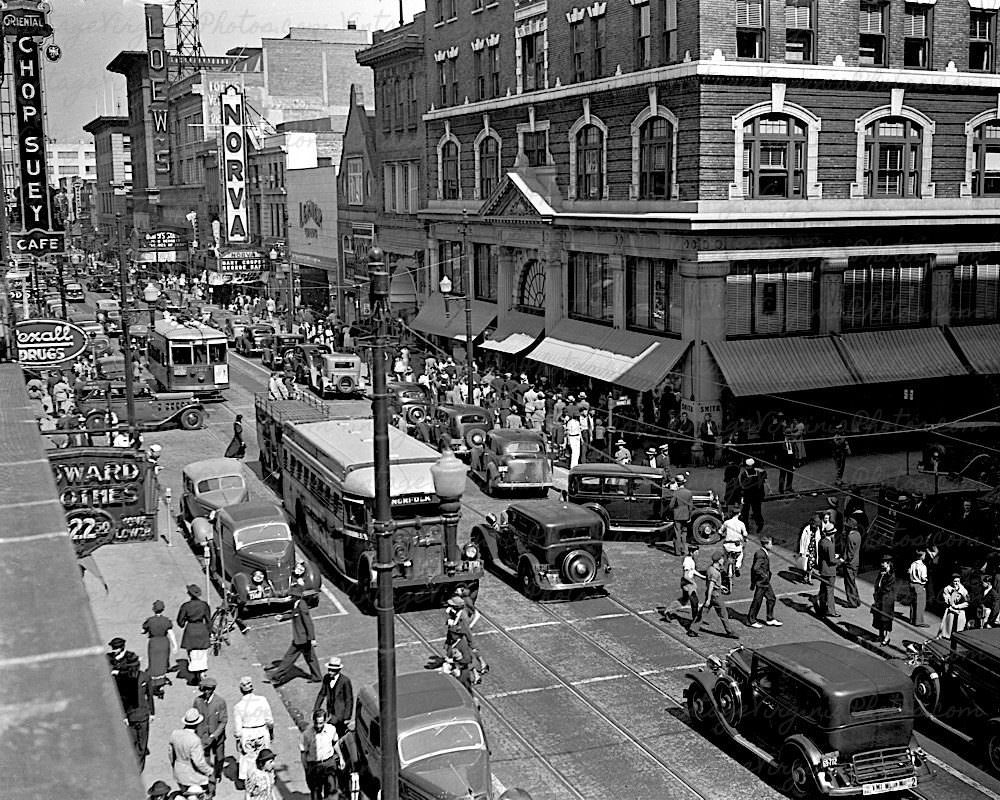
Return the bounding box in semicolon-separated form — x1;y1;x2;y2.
441;141;459;200
863;117;922;198
575;125;604;199
516;259;545;314
742;114;807;198
971;120;1000;196
478;135;500;199
638;117;673;199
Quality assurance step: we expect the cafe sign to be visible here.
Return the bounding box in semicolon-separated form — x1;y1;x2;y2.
49;448;158;558
15;318;88;367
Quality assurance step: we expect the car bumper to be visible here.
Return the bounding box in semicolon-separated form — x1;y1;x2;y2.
243;587;321;606
392;564;484;590
536;569;613;592
493;480;552;490
610;522;674;536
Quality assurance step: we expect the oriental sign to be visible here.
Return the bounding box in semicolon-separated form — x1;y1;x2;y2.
221;87;248;243
50;449;158;558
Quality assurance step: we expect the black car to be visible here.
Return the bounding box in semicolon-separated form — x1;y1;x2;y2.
286;343;331;384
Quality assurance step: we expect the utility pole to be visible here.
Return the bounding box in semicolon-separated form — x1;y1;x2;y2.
461;209;474;406
57;257;67;319
116;212;137;439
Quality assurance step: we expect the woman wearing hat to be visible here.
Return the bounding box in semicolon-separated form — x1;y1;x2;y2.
939;573;970;639
143;599;178;698
225;414;247;459
871;554;897;646
244;748;279;800
176;585;212;685
613;438;632;465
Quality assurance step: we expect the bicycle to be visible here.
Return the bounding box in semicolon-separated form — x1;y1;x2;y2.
209;600;239;656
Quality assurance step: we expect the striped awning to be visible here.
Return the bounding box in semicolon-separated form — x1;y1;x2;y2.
836;328;968;384
948;324;1000;375
479;310;544;354
707;337;858;397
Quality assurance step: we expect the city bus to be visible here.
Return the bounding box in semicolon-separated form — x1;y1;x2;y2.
278;416;483;605
147;318;229;399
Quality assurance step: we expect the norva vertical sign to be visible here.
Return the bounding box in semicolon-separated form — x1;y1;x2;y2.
221;86;248;243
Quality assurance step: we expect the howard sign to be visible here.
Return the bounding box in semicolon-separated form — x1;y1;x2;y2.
15;319;88;367
221;87;248;243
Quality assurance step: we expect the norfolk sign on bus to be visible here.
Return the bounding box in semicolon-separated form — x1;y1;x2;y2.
222;87;248;243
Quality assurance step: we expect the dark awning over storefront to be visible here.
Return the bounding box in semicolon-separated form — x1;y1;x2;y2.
707;337;858;397
616;338;691;392
409;293;452;338
448;299;497;341
836;328;968;384
948;324;1000;375
479;310;544;354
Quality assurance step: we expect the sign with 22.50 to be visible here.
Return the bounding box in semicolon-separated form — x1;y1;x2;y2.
67;509;116;558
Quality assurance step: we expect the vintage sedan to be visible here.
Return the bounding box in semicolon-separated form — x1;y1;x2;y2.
427;403;491;458
204;502;321;611
77;381;206;431
907;628;1000;772
235;322;276;356
222;314;252;344
307;351;366;397
95;299;122;336
287;343;331;384
471;502;611;597
685;641;934;798
355;670;494;800
260;332;304;369
469;429;552;496
181;458;249;529
65;282;85;302
388;380;434;425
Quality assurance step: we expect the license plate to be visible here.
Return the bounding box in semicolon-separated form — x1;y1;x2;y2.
247;588;262;599
862;777;916;795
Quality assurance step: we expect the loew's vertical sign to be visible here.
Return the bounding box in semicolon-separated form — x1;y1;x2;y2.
221;87;248;243
145;3;170;175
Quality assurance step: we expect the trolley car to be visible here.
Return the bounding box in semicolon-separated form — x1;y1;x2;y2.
147;318;229;399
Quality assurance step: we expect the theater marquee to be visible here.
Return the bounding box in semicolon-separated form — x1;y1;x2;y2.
221;87;248;243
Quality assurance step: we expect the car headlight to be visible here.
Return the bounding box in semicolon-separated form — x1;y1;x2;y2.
463;543;479;560
251;570;265;584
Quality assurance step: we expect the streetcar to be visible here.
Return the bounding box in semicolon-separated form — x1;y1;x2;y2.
147;318;229;399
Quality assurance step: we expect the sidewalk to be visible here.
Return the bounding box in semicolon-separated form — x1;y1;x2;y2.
84;506;310;800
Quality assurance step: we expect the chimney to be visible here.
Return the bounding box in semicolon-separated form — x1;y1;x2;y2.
347;19;357;29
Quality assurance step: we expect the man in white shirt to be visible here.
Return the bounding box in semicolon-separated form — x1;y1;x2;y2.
565;415;582;468
233;676;274;783
268;372;290;401
721;507;749;584
908;548;929;627
300;709;343;800
679;543;704;626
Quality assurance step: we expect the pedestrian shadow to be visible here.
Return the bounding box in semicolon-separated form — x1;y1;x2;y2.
274;766;310;799
777;569;807;585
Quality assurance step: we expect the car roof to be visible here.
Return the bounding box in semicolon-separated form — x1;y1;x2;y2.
951;628;1000;660
570;463;664;479
507;501;602;527
361;671;478;726
440;404;489;416
755;641;911;696
217;502;285;526
182;458;246;482
490;429;545;444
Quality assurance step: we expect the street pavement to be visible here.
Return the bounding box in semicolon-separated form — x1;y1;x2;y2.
76;291;1000;799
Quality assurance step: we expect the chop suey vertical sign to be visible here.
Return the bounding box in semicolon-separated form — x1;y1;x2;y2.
13;36;52;232
221;87;248;243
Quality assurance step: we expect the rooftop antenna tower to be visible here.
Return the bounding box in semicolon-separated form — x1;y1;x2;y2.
172;0;204;76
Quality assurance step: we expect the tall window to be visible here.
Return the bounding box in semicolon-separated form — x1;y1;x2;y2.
449;57;459;105
394;78;404;132
438;240;464;294
446;0;457;19
524;131;548;167
568;252;613;323
407;74;417;128
842;259;928;330
474;243;498;301
436;0;444;23
383;164;396;212
742;114;807;198
441;141;460;199
347;158;364;205
438;62;448;106
953;259;1000;323
571;22;586;82
661;0;678;63
639;117;672;199
517;260;546;313
475;50;486;101
972;121;1000;196
970;12;994;72
785;0;814;62
860;1;888;66
381;82;391;132
736;0;765;59
479;136;500;198
863;118;922;197
726;261;818;336
904;3;931;68
592;16;607;77
521;32;545;91
626;257;680;332
489;44;501;97
575;125;604;199
635;2;651;69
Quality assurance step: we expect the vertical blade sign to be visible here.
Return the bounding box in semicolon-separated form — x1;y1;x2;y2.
13;37;51;232
221;87;248;243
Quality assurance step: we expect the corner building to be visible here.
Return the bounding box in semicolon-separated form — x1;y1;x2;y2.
408;0;1000;436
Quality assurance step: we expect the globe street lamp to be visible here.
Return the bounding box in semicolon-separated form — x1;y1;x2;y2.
430;448;466;568
143;281;162;327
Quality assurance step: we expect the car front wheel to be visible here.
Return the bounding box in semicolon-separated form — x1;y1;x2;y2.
179;408;205;430
686;684;719;733
912;666;940;715
784;752;817;799
691;513;723;545
984;732;1000;775
518;561;541;600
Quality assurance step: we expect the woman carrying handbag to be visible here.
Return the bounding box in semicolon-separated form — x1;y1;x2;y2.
871;554;896;646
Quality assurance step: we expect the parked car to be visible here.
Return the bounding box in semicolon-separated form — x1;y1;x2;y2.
354;670;494;800
221;314;252;344
469;429;552;496
684;641;934;798
287;343;331;384
427;404;491;458
235;322;276;356
260;332;304;369
565;463;723;543
388;381;433;425
77;380;206;431
95;298;122;336
307;351;367;397
906;628;1000;772
471;502;611;597
65;282;85;302
205;502;322;612
180;458;249;529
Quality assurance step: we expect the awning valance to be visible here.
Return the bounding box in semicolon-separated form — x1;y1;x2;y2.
408;293;452;338
836;328;967;384
707;337;858;397
948;324;1000;374
479;310;544;354
969;0;999;10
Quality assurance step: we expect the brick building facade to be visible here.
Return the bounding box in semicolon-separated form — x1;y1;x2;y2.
81;116;133;245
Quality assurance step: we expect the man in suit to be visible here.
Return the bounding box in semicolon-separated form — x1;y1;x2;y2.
655;443;671;472
746;536;782;628
669;474;694;558
842;517;863;608
675;411;695;467
108;637;155;771
738;458;766;533
313;657;354;738
193;676;228;787
813;527;844;617
266;585;323;685
699;413;718;468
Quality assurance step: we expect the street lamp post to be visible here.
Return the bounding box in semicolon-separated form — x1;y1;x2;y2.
115;212;137;438
440;214;475;405
143;281;161;327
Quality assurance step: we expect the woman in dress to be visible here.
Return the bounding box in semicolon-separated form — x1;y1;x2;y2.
225;413;246;459
176;583;212;685
939;573;970;639
872;554;897;645
798;516;821;585
790;417;807;465
142;599;178;698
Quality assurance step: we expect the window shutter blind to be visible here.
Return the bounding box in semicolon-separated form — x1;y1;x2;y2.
977;263;1000;318
754;272;785;335
383;165;393;212
726;274;753;336
668;263;682;332
897;264;925;324
860;6;883;32
408;163;418;213
904;10;926;36
785;271;814;332
737;0;763;27
664;0;678;28
396;164;407;213
785;2;811;28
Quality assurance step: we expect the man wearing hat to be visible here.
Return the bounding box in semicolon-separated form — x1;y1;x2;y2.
147;780;172;799
668;474;694;557
738;458;766;533
908;547;930;627
176;584;212;686
193;676;228;788
688;550;737;639
169;708;213;794
233;676;274;784
813;524;844;618
655;443;671;472
831;423;851;485
614;438;632;465
108;636;155;771
267;370;289;400
842;516;863;609
314;657;355;741
643;447;658;469
565;412;583;468
266;585;323;685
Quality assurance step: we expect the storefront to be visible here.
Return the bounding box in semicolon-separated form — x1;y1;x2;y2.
204;247;267;306
133;231;190;280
